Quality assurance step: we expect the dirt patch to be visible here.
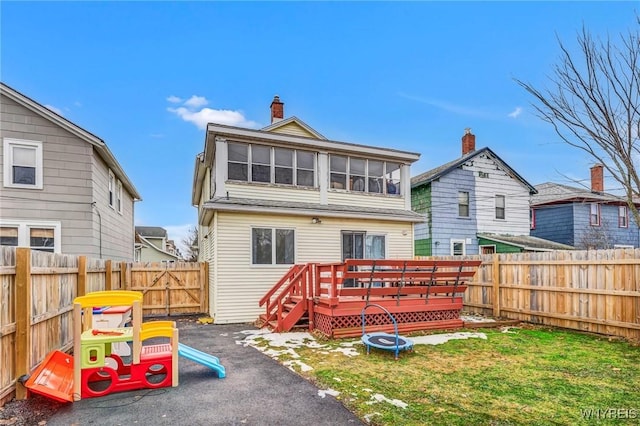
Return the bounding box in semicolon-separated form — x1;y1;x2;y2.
0;395;64;425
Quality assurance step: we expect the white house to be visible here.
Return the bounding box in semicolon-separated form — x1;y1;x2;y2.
192;96;423;323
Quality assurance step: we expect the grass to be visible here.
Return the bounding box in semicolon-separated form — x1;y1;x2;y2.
249;325;640;425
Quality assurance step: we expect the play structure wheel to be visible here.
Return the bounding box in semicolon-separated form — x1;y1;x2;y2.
82;368;118;398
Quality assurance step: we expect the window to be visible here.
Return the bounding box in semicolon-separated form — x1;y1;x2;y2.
330;155;401;195
274;148;293;185
480;245;496;255
451;239;466;256
618;206;628;228
330;155;347;189
252;227;295;265
108;170;115;208
495;195;505;219
3;138;43;189
458;191;470;217
530;208;536;230
228;142;249;181
365;234;386;259
116;181;123;214
228;143;316;187
0;221;61;253
590;203;601;226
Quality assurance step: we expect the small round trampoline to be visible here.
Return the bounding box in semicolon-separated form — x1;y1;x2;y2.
361;304;414;359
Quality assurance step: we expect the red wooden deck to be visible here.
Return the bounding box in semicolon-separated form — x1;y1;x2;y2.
258;259;482;338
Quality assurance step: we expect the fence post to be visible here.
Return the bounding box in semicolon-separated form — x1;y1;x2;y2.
105;259;112;291
492;254;501;318
15;248;31;400
120;261;127;290
77;256;87;297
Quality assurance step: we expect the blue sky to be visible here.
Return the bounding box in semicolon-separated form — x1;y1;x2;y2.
2;1;637;252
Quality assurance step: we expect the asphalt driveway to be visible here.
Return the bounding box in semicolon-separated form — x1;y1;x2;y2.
48;322;363;426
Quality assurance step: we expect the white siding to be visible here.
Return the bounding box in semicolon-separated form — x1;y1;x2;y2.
470;155;531;235
207;212;413;323
327;190;406;210
226;182;321;203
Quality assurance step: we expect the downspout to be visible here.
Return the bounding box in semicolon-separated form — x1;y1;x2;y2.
92;202;103;259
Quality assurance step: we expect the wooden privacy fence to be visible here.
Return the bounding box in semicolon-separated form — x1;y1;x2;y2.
0;247;207;405
420;248;640;340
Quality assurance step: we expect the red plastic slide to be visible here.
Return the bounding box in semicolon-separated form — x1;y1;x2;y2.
24;350;74;403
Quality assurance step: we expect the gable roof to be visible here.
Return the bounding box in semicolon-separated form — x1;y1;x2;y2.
478;233;574;251
531;182;637;206
135;226;168;238
411;147;537;194
0;82;141;200
136;233;182;260
261;116;327;139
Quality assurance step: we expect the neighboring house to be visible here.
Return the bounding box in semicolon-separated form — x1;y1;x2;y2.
411;129;565;255
134;226;182;262
531;164;640;249
0;83;141;260
192;96;423;323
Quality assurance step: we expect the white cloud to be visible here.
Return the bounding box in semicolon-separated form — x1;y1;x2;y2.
508;107;523;118
165;224;194;258
397;92;491;118
183;95;208;109
44;104;63;116
168;106;258;129
166;95;182;103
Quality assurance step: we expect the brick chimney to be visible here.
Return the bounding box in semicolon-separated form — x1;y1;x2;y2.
590;164;604;192
270;95;284;124
462;128;476;155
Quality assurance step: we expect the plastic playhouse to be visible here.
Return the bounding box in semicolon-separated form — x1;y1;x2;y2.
24;290;225;403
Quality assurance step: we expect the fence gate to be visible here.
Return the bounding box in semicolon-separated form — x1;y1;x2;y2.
128;262;208;316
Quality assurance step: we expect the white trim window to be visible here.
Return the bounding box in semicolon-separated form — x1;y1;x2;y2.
3;138;43;189
495;195;505;220
0;220;61;253
228;142;317;188
116;180;123;214
252;227;295;265
108;170;115;208
458;191;470;217
330;155;401;195
590;203;601;226
451;239;466;256
618;205;628;228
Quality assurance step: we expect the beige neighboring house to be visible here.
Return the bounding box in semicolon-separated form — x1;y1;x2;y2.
134;226;182;262
192;96;423;323
0;83;141;260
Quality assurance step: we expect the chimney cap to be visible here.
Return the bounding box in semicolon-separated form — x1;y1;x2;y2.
464;127;472;135
271;95;281;103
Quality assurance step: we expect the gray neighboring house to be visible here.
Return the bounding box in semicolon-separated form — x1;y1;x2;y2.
531;164;640;249
134;226;182;262
0;82;141;260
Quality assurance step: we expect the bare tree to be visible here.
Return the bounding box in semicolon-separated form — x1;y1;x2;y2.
577;218;613;250
516;17;640;227
182;226;199;262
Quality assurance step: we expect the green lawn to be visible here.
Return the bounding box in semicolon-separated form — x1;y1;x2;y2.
247;325;640;425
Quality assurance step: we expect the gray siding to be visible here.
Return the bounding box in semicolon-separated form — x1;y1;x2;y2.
573;203;639;249
531;204;575;246
0;94;135;260
430;167;478;255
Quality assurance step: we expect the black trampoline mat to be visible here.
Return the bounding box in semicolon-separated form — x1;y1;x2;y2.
366;334;410;347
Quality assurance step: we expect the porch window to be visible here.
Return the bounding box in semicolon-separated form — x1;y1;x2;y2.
590;203;601;226
330;155;347;189
618;206;628;228
458;191;469;217
251;145;271;183
252;227;295;265
296;151;315;187
228;142;249;181
349;158;366;192
3;138;43;189
274;148;293;185
495;195;505;219
368;160;384;194
384;162;401;195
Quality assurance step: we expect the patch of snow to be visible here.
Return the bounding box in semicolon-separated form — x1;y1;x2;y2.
283;359;313;372
366;393;408;409
364;412;382;423
411;332;486;346
318;388;340;398
501;326;518;334
330;346;360;357
362;388;373;393
333;377;342;382
461;314;496;323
